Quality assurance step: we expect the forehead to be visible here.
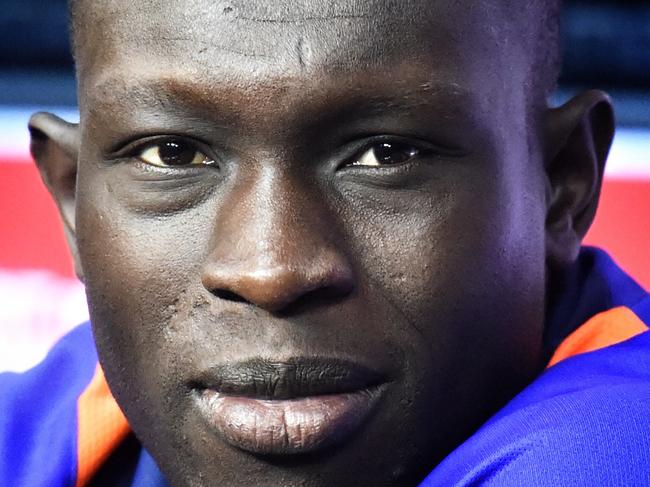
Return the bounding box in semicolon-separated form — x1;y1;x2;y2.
75;0;519;78
75;0;527;126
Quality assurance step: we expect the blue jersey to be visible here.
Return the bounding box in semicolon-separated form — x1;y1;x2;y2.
422;248;650;486
1;247;649;486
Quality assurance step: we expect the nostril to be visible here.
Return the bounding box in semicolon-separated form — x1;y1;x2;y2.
310;285;352;302
214;289;251;304
276;284;353;316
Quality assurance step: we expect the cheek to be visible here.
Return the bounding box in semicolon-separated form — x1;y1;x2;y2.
75;174;213;390
341;164;547;444
344;167;547;341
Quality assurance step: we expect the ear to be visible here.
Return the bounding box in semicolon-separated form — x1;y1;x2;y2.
544;90;615;269
28;112;84;281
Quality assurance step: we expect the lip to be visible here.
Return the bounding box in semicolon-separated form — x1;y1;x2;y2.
191;358;387;455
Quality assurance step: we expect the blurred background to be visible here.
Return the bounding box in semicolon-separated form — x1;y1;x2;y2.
0;0;649;372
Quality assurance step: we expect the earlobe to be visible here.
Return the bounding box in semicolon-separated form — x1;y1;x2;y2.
544;90;615;269
28;112;85;281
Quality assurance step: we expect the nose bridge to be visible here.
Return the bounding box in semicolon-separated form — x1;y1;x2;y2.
201;166;353;312
221;166;328;265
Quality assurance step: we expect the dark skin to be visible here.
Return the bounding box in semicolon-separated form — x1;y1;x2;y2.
29;1;614;485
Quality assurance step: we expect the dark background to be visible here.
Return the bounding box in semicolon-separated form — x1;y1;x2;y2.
1;0;649;124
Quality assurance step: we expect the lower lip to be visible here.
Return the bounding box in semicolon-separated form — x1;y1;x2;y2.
196;388;382;455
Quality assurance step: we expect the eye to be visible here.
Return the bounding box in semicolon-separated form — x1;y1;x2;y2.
138;140;214;168
349;142;420;167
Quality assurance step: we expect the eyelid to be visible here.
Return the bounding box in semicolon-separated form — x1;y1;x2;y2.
110;135;216;162
341;137;436;169
347;131;466;152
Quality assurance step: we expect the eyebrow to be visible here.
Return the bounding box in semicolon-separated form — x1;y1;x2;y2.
84;72;475;129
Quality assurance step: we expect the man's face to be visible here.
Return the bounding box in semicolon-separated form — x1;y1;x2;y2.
75;1;548;484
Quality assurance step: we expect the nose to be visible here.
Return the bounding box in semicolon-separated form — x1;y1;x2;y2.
201;171;354;314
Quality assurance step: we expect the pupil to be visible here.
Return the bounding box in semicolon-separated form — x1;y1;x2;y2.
159;141;195;166
373;143;417;165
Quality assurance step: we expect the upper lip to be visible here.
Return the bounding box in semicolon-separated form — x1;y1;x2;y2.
191;358;387;400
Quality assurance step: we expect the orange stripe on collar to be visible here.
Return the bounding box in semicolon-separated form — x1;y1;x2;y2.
75;365;131;487
548;306;649;368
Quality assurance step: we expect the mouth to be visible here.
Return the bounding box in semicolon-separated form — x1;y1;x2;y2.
191;358;388;455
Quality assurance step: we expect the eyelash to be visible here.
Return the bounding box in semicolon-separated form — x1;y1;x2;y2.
346;138;435;168
114;135;436;172
113;136;215;167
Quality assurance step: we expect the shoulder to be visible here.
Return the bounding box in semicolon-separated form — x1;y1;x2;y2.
0;322;98;486
422;318;650;486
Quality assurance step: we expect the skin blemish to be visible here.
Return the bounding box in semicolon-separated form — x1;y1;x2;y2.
192;294;211;309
